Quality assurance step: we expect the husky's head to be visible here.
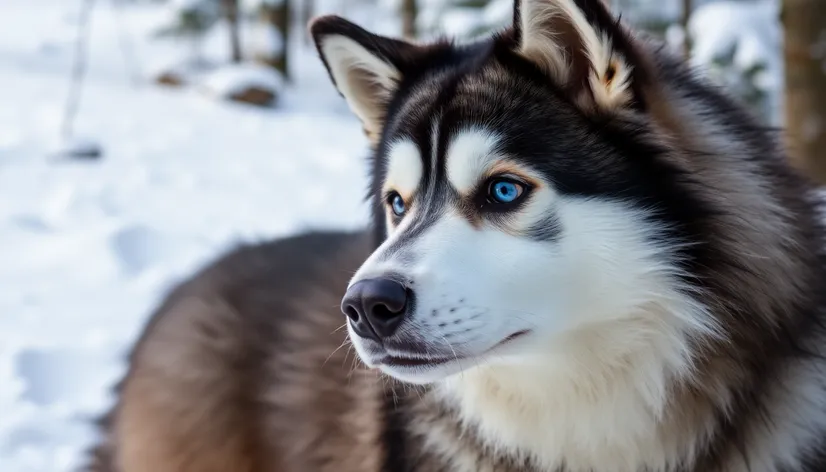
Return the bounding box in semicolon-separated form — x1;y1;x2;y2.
310;0;814;393
310;0;715;386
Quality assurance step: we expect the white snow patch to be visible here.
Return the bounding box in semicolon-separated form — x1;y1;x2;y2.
199;62;285;98
439;8;486;38
689;0;780;76
246;21;285;57
482;0;512;28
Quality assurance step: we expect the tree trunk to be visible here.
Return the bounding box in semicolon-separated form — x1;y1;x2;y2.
222;0;242;63
301;0;315;45
401;0;417;40
262;0;290;79
783;0;826;184
681;0;692;58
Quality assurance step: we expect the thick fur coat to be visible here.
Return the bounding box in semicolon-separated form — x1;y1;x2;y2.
86;0;826;471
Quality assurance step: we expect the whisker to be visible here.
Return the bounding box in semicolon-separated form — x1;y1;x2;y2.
342;344;354;370
323;338;352;368
331;322;349;334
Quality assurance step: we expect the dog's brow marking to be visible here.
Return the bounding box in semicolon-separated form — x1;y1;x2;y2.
384;140;423;200
446;129;501;194
428;116;442;197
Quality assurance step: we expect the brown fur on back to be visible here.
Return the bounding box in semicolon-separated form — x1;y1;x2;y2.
86;230;386;472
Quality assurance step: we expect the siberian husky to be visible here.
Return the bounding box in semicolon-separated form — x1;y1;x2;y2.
86;0;826;471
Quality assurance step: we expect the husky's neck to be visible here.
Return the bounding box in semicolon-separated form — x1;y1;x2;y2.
433;318;710;472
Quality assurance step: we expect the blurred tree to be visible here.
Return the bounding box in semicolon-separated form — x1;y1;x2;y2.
222;0;243;62
681;0;691;57
259;0;291;79
154;0;221;65
782;0;826;183
301;0;315;45
61;0;104;159
402;0;419;39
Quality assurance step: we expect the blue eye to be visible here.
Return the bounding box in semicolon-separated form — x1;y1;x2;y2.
488;179;525;204
390;193;406;216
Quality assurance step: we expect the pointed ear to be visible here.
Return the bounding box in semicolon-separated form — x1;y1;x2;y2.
310;16;418;141
513;0;646;113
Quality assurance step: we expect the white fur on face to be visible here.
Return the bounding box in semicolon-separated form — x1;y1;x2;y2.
445;129;502;194
347;124;718;469
431;199;716;471
353;210;564;383
353;192;714;372
383;139;424;202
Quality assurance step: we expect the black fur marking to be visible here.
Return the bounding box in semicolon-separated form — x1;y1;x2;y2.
526;214;562;241
381;387;410;472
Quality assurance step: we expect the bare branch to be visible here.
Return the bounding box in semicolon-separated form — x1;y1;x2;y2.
62;0;97;142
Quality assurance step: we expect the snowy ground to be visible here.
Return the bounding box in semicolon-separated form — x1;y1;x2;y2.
0;1;375;470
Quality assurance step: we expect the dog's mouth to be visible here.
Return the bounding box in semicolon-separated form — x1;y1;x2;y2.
373;330;531;368
497;329;531;346
377;355;454;367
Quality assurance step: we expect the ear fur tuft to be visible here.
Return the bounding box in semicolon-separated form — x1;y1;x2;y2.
513;0;643;113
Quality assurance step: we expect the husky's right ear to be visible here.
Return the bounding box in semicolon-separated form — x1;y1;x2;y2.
512;0;648;114
310;16;417;141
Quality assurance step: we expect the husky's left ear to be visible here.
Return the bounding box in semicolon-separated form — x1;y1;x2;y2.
310;16;419;142
514;0;646;113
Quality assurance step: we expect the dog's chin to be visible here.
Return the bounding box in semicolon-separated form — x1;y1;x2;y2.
352;344;466;384
376;359;468;384
351;330;533;385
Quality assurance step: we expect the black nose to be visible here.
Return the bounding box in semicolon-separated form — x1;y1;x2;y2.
341;278;409;341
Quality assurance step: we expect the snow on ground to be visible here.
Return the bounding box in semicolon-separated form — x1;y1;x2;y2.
0;1;375;470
